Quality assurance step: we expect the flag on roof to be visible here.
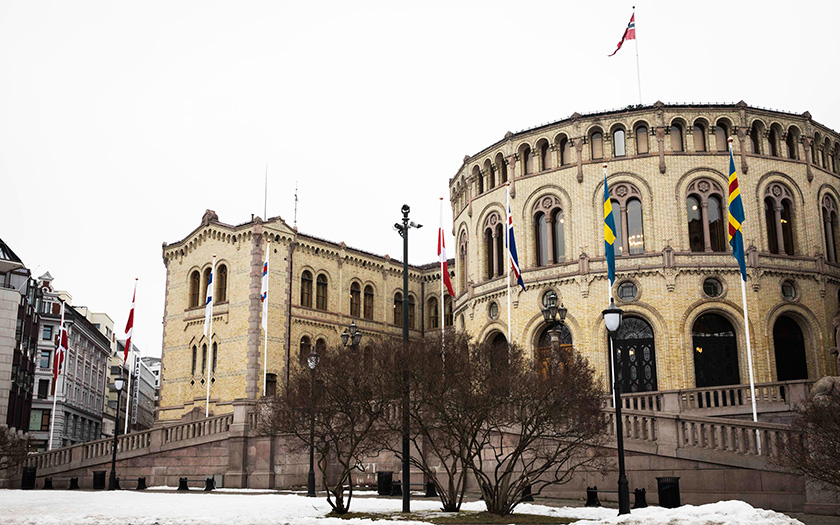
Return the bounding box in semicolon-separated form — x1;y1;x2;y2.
608;11;636;57
506;185;526;292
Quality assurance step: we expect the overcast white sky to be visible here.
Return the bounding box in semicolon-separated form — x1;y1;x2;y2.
1;1;838;358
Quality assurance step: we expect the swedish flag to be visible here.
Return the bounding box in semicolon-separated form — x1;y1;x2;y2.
603;171;617;285
728;148;747;281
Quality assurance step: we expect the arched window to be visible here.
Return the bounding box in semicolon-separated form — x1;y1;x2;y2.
300;271;313;307
786;129;798;159
363;285;374;320
749;127;761;154
810;141;816;165
822;195;839;263
613;129;626;157
189;271;201;308
536;324;573;379
201;343;207;374
635;125;649;154
532;196;564;266
558;137;571;165
670;124;684;152
216;264;228;303
483;213;503;279
539;141;551;170
484;228;494;280
590;131;603;159
202;268;212;304
299;336;311;366
686;179;727;252
458;231;468;292
714;123;728;151
408;295;416;329
473;166;483;195
764;183;796;255
428;297;439;329
609;183;644;256
444;296;453;327
495;223;504;278
522;145;534;175
393;292;403;325
773;315;808;381
485;160;495;189
496;153;508;183
614;316;657;392
692;313;740;387
212;341;218;373
694;123;706;152
349;282;361;317
315;338;326;356
768;127;779;157
316;274;328;310
191;345;197;375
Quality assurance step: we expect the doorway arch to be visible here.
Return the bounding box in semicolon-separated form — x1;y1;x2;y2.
773;315;808;380
614;316;657;392
692;313;740;387
536;324;573;379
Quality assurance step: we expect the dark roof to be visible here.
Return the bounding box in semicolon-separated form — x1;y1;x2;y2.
0;237;23;264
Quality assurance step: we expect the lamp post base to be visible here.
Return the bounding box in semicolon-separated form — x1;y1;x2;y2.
108;470;118;491
617;474;631;515
307;469;316;497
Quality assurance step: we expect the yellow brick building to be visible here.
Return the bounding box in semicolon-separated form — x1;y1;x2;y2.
159;102;840;420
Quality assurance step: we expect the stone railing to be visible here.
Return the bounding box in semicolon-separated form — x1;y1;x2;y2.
606;380;813;417
162;413;233;444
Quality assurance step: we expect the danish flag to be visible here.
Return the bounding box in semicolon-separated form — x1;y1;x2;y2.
124;280;136;364
438;222;455;297
51;302;68;396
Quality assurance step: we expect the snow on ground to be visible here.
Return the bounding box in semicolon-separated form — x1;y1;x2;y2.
0;490;804;525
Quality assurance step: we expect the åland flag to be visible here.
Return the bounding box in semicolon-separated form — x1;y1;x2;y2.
506;185;526;292
603;168;617;285
728;148;748;281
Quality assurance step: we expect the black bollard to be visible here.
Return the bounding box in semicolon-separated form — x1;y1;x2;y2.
177;477;189;491
585;486;602;507
391;480;402;496
424;481;437;498
69;478;79;490
114;477;121;490
522;483;534;502
633;488;648;509
43;477;53;490
136;477;147;490
204;477;215;492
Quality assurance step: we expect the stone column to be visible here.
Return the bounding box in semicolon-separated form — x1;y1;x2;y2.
575;139;585;183
491;229;500;278
506;155;517;198
619;204;629;256
545;214;555;266
774;205;785;254
701;202;712;252
737;128;749;174
803;136;814;182
656;128;666;174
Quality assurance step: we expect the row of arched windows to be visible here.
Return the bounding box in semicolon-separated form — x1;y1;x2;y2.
300;270;328;310
188;264;228;308
190;342;217;376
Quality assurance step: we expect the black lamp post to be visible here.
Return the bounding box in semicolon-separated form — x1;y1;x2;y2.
108;375;125;491
540;291;568;371
603;298;630;515
340;322;363;349
394;204;420;513
306;348;320;497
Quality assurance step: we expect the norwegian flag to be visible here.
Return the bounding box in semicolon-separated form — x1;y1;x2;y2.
506;186;526;292
204;256;216;336
51;302;68;396
608;11;636;57
261;241;269;331
438;205;455;298
124;280;137;364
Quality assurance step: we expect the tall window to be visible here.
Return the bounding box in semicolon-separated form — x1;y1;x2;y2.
609;183;644;256
613;129;626;157
201;343;207;374
686;179;726;252
694;123;706;152
216;264;228;302
764;183;796;255
485;228;494;279
393;292;403;325
428;297;439;329
473;166;483;195
315;338;326;356
522;145;534;175
363;285;374;320
749;127;761;154
786;130;798;159
539;141;551;170
533;196;564;266
408;295;416;329
822;195;839;263
670;124;684;152
714;123;728;151
316;274;328;310
485;160;495;189
590;131;603;159
203;268;212;303
768;128;779;157
189;271;201;307
300;271;312;307
483;213;503;280
495;223;504;278
496;153;508;183
558;137;571;165
459;231;468;292
444;296;453;327
299;336;311;366
349;282;361;317
191;345;197;375
212;342;218;373
635;125;649;154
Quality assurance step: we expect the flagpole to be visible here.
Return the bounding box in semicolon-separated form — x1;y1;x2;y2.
439;198;446;360
48;301;65;451
206;255;216;418
603;165;616;390
729;140;761;453
48;376;60;450
506;183;512;349
633;6;642;105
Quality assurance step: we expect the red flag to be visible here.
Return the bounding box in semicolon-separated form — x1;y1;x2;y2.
124;280;137;364
608;12;636;57
51;302;68;396
438;225;455;297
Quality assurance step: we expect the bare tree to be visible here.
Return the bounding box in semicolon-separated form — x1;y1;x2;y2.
0;425;29;472
773;381;840;489
256;340;396;514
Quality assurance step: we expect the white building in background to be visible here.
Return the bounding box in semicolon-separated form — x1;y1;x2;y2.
140;355;161;412
118;340;155;431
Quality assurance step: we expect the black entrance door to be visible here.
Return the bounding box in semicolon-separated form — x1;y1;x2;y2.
692;313;740;387
614;317;657;392
773;315;808;380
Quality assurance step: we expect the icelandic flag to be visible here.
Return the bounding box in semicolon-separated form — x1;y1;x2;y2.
604;168;617;285
727;147;748;281
608;11;636;57
261;241;269;331
51;302;68;396
124;280;136;364
506;185;526;292
204;256;216;336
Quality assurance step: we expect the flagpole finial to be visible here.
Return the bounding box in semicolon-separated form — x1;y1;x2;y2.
603;163;608;169
728;136;734;144
439;197;443;201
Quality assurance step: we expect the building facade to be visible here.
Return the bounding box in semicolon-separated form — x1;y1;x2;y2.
450;102;840;392
159;102;840;420
30;275;110;450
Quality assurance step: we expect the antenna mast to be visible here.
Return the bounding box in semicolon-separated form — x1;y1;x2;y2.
264;164;268;219
294;182;299;229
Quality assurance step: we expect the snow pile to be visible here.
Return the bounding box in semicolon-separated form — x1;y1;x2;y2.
0;490;805;525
